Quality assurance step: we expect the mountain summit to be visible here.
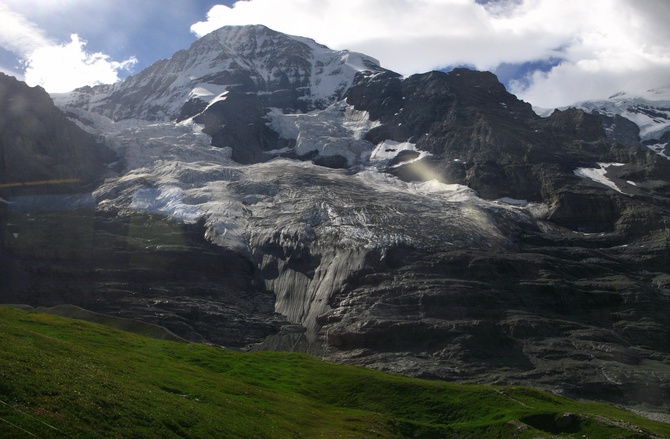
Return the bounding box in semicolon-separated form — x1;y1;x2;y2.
4;25;670;410
55;25;383;121
55;25;385;164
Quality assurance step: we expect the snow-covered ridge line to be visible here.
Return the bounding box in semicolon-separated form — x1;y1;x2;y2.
571;88;670;142
607;86;670;102
581;100;670;141
535;88;670;161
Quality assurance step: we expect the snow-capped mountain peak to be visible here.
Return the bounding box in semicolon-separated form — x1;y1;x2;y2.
560;86;670;158
53;25;384;123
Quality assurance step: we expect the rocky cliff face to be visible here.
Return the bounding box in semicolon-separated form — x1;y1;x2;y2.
3;25;670;409
345;69;670;232
0;73;115;188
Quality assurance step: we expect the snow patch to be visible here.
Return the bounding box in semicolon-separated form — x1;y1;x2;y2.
574;162;625;193
621;109;670;140
371;140;414;161
188;84;228;99
646;142;670;160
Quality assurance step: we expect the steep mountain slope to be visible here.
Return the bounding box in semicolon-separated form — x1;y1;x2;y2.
344;70;670;230
2;25;670;410
0;73;115;188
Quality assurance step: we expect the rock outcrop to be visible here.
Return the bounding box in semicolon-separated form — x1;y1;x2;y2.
1;209;284;347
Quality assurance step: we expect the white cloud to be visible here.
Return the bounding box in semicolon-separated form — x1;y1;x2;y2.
191;0;670;108
507;0;670;107
0;2;137;92
190;0;541;71
0;2;49;56
23;34;137;93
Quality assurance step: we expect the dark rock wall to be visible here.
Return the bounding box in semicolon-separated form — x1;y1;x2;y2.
1;210;282;347
0;72;281;348
0;73;114;188
346;69;670;233
192;92;284;164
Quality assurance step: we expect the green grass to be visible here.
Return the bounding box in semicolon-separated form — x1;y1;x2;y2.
0;306;668;438
35;304;186;342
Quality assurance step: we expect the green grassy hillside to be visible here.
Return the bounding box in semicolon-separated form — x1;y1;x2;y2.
0;306;668;438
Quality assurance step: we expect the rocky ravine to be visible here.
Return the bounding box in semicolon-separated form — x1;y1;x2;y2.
2;25;670;410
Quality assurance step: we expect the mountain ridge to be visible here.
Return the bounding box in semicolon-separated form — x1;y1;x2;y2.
554;86;670;158
53;24;384;122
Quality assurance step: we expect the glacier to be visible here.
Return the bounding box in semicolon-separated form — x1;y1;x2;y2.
77;107;543;340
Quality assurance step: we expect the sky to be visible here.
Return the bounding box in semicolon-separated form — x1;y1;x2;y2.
0;0;669;108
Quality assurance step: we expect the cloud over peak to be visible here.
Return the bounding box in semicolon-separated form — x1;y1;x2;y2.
191;0;670;108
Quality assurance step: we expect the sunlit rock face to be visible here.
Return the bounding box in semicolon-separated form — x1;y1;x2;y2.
3;25;670;407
